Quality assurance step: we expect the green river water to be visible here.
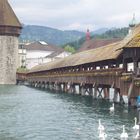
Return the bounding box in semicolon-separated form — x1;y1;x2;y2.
0;85;138;140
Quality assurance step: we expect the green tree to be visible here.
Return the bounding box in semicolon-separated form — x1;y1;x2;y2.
64;45;76;54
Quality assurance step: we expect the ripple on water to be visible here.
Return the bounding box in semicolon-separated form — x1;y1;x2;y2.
0;85;138;140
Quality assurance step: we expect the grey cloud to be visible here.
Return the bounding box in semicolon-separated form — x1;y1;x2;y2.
9;0;140;31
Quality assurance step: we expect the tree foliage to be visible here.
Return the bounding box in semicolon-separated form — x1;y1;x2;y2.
63;27;129;50
64;45;76;54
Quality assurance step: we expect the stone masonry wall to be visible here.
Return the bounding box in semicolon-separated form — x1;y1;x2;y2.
0;36;18;84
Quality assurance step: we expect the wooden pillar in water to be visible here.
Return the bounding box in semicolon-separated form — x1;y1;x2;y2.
120;94;125;104
67;83;75;94
97;87;103;99
79;85;82;95
104;87;109;100
93;85;98;99
119;89;125;104
113;88;118;103
41;82;45;89
35;82;37;88
37;82;41;88
55;83;61;92
64;83;68;93
67;82;71;93
83;84;93;96
30;82;34;87
49;82;53;91
88;86;93;96
60;83;64;92
81;86;86;96
72;84;76;94
80;84;86;96
45;82;49;89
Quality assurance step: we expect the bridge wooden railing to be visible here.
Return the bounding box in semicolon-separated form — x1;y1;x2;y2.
28;68;124;78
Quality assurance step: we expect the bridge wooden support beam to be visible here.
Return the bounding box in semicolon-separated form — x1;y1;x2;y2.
41;82;45;89
30;82;34;87
77;85;81;95
79;84;93;96
66;83;75;94
97;87;103;99
80;85;86;96
55;83;61;92
93;85;98;99
45;82;49;89
71;84;76;94
32;82;35;87
120;95;125;104
61;83;65;92
113;88;119;103
48;82;53;91
67;83;71;93
34;82;37;88
37;82;41;88
29;80;127;105
104;87;110;100
85;85;93;96
79;85;82;95
88;86;93;96
64;83;68;93
34;82;37;87
75;85;80;94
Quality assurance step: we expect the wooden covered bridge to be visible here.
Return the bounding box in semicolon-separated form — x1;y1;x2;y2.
26;24;140;106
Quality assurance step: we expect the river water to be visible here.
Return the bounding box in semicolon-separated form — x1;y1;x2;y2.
0;85;138;140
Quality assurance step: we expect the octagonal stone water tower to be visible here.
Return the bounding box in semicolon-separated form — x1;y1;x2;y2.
0;0;22;84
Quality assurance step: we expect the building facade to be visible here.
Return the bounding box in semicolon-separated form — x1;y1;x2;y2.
18;44;26;68
23;41;71;69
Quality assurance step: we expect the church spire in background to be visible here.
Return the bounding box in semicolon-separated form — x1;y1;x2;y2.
129;13;136;28
129;14;136;34
86;29;90;41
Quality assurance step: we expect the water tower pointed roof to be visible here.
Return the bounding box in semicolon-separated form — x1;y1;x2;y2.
0;0;21;27
0;0;22;36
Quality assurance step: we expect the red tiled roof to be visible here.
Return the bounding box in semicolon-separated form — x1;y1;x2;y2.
78;38;122;52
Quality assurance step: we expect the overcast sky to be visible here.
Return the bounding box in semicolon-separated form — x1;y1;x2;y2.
9;0;140;31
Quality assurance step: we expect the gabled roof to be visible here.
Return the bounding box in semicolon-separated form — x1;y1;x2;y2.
24;41;64;52
124;34;140;48
0;0;21;27
29;24;140;73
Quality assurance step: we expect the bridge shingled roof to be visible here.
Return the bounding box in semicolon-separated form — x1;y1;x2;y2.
124;34;140;48
29;24;140;73
0;0;21;27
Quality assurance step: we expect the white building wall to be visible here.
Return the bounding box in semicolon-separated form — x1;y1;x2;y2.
26;50;71;69
26;50;53;69
18;49;26;68
26;50;52;59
